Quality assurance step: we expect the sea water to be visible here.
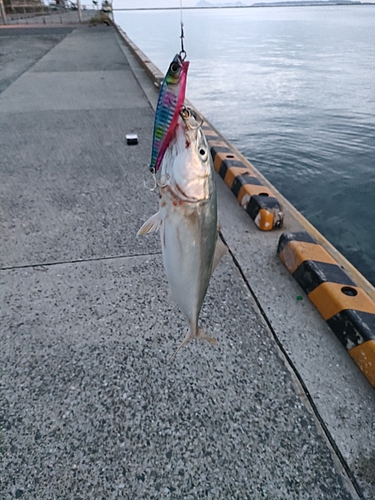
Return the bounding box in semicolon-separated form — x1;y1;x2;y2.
115;6;375;286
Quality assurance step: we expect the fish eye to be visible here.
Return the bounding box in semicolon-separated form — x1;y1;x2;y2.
199;146;208;159
170;62;179;74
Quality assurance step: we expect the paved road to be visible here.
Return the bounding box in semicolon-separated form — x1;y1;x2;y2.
1;25;374;499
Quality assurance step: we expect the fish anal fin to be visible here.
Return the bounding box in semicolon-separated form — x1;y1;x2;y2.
211;237;227;275
137;212;162;236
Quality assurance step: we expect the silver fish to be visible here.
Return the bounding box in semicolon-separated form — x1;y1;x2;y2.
138;107;226;358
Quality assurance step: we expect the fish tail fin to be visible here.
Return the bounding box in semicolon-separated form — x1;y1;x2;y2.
169;328;195;362
197;328;217;346
169;327;217;362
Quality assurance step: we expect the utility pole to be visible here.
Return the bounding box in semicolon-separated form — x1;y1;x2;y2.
77;0;82;22
0;0;7;25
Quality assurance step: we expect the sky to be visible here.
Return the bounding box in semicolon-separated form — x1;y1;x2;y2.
112;0;375;8
112;0;375;11
113;1;251;8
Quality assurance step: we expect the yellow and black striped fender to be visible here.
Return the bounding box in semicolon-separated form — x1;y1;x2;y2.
202;124;284;231
278;231;375;387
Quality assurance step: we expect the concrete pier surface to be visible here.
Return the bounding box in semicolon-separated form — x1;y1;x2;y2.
1;25;375;499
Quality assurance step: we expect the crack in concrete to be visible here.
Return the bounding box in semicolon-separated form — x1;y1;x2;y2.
0;251;163;271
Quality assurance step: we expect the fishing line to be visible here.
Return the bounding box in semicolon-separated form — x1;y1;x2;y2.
179;0;186;60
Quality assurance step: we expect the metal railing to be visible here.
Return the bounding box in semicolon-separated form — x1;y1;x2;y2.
0;0;103;25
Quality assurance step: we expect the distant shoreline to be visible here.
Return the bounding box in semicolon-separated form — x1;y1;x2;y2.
113;3;373;11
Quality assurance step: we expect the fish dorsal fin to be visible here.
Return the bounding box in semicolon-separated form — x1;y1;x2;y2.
137;212;162;236
211;236;227;275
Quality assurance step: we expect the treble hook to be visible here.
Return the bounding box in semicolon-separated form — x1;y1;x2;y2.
180;106;204;130
144;169;170;192
144;169;158;192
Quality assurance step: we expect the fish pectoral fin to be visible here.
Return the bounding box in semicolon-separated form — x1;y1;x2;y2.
211;237;227;275
137;212;162;236
169;328;217;362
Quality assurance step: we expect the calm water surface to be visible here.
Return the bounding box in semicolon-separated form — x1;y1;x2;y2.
115;6;375;286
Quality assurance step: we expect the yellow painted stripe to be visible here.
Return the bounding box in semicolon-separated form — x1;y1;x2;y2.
349;340;375;387
213;150;240;173
223;166;253;189
237;185;273;207
213;151;243;171
279;241;338;274
213;151;228;172
256;209;274;231
203;130;218;137
208;139;229;148
309;282;375;321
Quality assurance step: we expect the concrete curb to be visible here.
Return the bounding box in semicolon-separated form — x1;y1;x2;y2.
278;231;375;387
202;124;284;231
113;21;375;388
114;24;164;84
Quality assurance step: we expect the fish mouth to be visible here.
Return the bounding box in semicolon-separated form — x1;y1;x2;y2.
174;182;201;203
163;183;207;204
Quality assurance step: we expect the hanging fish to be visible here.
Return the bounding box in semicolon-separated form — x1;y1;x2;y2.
149;53;189;173
139;107;226;359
